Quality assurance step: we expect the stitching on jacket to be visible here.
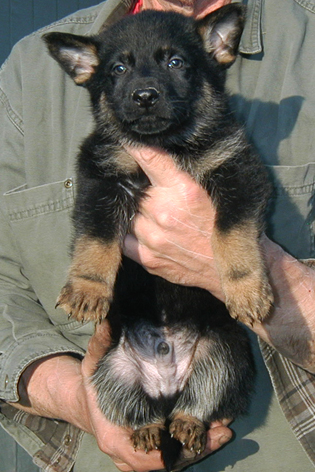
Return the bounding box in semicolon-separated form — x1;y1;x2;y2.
0;88;24;135
33;14;99;36
272;182;315;197
294;0;315;14
8;195;74;221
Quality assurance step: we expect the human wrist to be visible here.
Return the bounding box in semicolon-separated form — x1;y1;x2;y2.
253;235;315;371
17;354;93;433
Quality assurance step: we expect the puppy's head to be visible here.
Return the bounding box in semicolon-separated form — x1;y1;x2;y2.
43;5;245;142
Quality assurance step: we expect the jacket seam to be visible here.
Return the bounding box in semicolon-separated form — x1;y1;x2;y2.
7;194;74;221
238;0;263;55
0;88;24;135
272;182;315;197
294;0;315;14
33;14;99;36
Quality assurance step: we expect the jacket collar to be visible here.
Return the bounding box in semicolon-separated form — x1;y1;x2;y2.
232;0;263;55
88;0;134;35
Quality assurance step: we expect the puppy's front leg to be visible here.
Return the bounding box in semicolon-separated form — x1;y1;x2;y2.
212;221;273;325
56;168;143;323
56;235;121;322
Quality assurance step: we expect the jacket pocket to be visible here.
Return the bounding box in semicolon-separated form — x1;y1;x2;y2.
266;163;315;258
3;178;76;323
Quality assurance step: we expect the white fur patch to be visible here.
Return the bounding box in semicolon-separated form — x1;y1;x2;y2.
109;325;200;398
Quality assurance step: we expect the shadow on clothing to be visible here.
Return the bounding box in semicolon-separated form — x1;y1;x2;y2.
0;425;40;472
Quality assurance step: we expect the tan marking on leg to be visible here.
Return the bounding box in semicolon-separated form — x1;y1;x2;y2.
169;413;206;455
212;222;273;325
56;236;121;322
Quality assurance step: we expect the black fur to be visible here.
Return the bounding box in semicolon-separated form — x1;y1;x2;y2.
44;6;271;469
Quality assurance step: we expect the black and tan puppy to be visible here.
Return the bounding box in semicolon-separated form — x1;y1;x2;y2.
44;4;270;468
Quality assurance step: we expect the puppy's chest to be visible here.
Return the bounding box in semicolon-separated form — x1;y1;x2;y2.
100;141;235;182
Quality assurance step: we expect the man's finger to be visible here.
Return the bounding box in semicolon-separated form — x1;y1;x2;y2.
123;234;142;263
82;320;111;376
210;418;233;428
206;424;233;452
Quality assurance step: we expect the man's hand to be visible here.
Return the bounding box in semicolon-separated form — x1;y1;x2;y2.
123;146;224;301
15;321;232;472
123;146;315;372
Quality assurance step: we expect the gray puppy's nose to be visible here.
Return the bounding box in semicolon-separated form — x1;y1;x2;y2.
132;87;160;107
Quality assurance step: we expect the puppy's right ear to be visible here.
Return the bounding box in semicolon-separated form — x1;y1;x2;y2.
43;32;100;85
197;4;245;67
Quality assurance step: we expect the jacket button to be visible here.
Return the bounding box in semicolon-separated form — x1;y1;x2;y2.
64;178;73;189
53;457;61;466
4;375;9;389
64;434;72;446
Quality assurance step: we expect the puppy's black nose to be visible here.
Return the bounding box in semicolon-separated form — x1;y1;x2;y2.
132;87;159;107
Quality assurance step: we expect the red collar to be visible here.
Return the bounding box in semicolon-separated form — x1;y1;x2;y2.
130;0;143;14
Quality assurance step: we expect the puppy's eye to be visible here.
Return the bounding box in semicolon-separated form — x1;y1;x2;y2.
112;64;127;75
168;57;184;69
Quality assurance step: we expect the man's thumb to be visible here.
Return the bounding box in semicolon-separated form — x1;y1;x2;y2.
125;146;184;187
83;320;111;376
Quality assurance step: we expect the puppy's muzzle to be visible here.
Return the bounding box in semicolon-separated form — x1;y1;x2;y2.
132;87;160;108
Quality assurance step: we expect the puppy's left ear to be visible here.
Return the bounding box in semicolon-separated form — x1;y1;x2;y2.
43;32;100;85
197;4;245;66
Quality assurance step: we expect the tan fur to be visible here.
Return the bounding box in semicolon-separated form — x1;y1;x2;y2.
301;258;315;269
56;236;121;322
112;148;140;174
211;222;273;325
169;413;206;454
132;414;206;456
73;45;100;84
191;129;246;181
132;423;166;452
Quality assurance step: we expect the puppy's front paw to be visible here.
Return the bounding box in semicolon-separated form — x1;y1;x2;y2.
56;277;113;323
57;236;122;323
169;415;206;456
132;424;165;453
224;273;273;325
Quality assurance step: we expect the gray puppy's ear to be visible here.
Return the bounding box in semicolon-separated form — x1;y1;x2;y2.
197;4;246;66
43;32;100;85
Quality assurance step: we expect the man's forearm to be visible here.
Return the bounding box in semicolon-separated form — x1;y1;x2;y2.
252;236;315;373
